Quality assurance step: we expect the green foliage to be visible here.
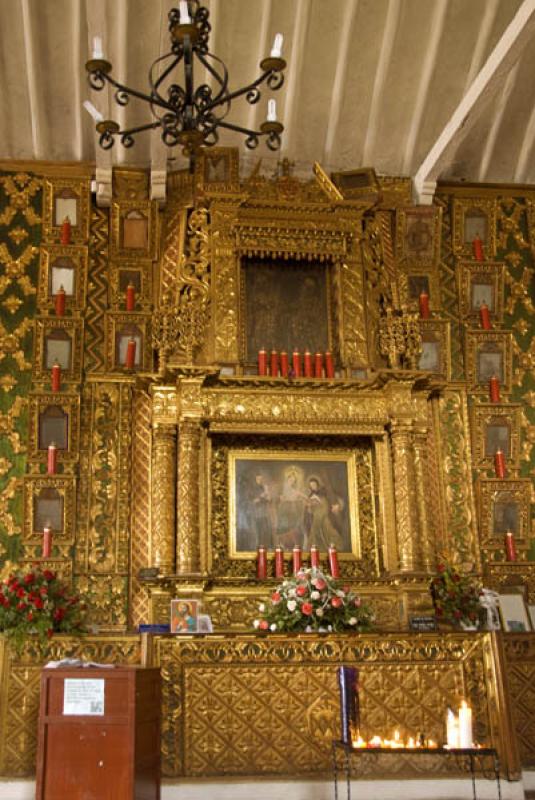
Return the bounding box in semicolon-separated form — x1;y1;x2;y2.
430;563;483;627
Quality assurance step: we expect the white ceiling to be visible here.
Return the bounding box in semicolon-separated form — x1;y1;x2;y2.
2;0;535;187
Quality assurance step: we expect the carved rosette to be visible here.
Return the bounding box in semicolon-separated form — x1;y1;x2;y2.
151;423;177;574
390;422;422;572
176;420;201;573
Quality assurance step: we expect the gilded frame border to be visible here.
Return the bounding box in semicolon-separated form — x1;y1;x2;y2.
452;198;497;259
108;258;154;311
38;244;88;313
27;392;81;465
42;178;91;244
465;330;513;394
477;478;532;552
400;268;441;313
105;311;152;373
417;319;450;380
470;402;521;472
32;317;84;385
22;474;77;542
194;147;240;194
458;261;505;322
110;199;158;260
395;205;442;266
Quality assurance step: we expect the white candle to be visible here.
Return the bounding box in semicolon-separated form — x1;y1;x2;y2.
179;0;191;23
267;99;277;122
270;33;283;58
458;701;473;748
83;101;104;123
92;36;104;59
446;709;459;748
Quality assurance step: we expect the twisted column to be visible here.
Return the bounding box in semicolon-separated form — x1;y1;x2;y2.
151;423;177;574
176;420;201;573
390;422;423;573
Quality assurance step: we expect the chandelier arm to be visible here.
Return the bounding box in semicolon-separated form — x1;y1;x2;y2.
151;53;183;95
213;119;268;137
201;69;273;114
101;72;174;113
117;120;162;136
194;51;228;107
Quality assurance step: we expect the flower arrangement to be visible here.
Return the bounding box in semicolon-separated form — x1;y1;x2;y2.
0;566;85;651
253;568;374;633
430;562;483;628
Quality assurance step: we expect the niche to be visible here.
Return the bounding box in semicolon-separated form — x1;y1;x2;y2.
115;324;142;367
39;405;69;450
44;329;72;370
34;487;64;532
54;188;78;227
50;257;76;296
122;210;148;249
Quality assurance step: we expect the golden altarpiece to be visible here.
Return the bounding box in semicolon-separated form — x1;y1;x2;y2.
0;152;534;782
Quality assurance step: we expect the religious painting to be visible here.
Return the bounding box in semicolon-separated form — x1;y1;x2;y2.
418;339;440;373
493;499;519;535
242;259;332;362
109;259;152;310
106;312;150;372
195;147;239;192
33;318;83;385
28;394;80;464
38;244;88;313
477;478;531;555
477;348;503;384
465;331;512;394
229;452;359;558
408;274;430;300
43;178;91;243
498;594;531;633
452;198;497;258
23;475;76;544
470;403;520;470
170;599;200;634
110;199;157;259
458;262;504;321
463;208;488;244
395;206;441;265
417;320;450;379
400;269;440;313
54;188;78;227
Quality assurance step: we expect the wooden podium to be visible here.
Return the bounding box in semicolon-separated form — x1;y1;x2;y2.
35;666;161;800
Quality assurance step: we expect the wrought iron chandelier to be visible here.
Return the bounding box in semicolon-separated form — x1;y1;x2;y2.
84;0;286;162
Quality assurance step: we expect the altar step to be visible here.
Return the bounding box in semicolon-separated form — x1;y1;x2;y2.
1;775;533;800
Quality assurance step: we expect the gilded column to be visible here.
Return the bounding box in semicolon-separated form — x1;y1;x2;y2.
413;426;435;573
151;423;177;574
176;420;201;573
390;421;423;573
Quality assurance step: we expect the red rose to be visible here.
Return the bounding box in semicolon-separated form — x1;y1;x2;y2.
16;588;26;599
315;579;327;591
24;573;35;585
343;585;351;594
9;582;18;592
259;620;269;630
39;586;48;596
53;608;65;622
17;601;26;611
43;570;55;582
301;602;313;615
271;591;281;603
27;611;33;621
34;598;44;610
296;585;308;597
331;597;343;608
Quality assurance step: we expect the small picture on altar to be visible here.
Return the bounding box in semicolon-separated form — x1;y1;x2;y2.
493;500;518;535
471;281;494;311
418;339;440;372
464;210;488;243
485;422;510;458
477;349;503;384
170;599;199;634
229;452;359;557
497;594;530;633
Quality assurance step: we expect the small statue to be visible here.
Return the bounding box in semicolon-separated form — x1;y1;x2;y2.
479;588;501;630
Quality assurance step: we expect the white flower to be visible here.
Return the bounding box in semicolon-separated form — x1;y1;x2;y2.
287;599;297;612
311;590;320;600
258;603;265;613
270;623;277;632
336;590;346;597
253;619;260;629
316;607;324;617
288;588;296;598
282;580;289;587
349;617;357;625
305;625;313;632
327;625;333;631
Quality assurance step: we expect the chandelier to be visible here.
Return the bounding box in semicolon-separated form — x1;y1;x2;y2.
84;0;286;162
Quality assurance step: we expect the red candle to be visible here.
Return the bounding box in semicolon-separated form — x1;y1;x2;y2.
328;544;340;578
292;350;301;378
479;301;491;330
270;350;279;378
314;352;323;378
494;448;506;479
125;338;136;369
310;545;320;568
419;291;430;319
325;351;334;379
60;217;71;245
47;443;57;475
504;531;517;562
258;349;267;376
126;282;136;311
256;546;267;579
42;526;52;558
51;361;61;392
489;374;500;403
54;286;66;316
303;351;312;378
275;547;284;578
280;351;288;378
473;234;484;261
292;546;302;575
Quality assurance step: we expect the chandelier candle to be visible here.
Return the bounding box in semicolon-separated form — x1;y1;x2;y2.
328;544;340;578
258;349;267;376
325;351;334;379
274;547;284;578
256;546;267;579
42;526;52;559
60;217;71;245
473;234;484;261
91;36;104;59
51;361;61;393
47;443;57;475
270;33;284;58
125;339;137;369
292;349;301;377
505;531;517;562
126;282;136;311
310;545;320;568
418;290;430;319
314;352;323;378
494;448;506;478
479;301;491;329
54;286;66;316
489;374;501;402
279;351;288;378
270;350;279;378
292;546;302;574
303;351;312;377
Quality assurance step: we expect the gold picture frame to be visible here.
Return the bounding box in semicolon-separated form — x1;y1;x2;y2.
105;311;152;372
417;319;450;379
452;198;497;259
108;258;153;310
477;478;531;552
23;474;76;543
110;199;159;260
32;317;84;385
42;178;91;244
458;261;505;322
28;392;80;464
400;269;441;313
470;402;521;471
38;243;88;313
395;206;442;266
228;451;360;559
465;330;513;394
195;146;240;194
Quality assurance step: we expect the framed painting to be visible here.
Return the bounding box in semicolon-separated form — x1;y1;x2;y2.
470;402;521;470
170;599;200;634
458;261;504;322
477;478;531;553
228;452;360;559
452;198;497;259
417;320;450;379
498;594;531;633
395;206;441;265
465;331;513;394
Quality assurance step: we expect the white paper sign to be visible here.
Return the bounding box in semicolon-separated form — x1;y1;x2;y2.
63;678;105;716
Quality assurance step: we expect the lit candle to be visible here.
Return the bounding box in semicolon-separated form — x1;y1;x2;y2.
325;351;334;379
458;701;473;748
473;234;484;261
256;546;267;579
267;99;277;122
489;374;500;403
83;100;104;123
292;349;301;378
352;735;366;748
47;443;57;475
42;526;52;558
328;544;340;578
91;36;104;59
274;547;284;578
126;282;136;311
446;709;459;748
125;338;136;369
270;33;283;58
280;351;288;378
179;0;191;23
54;286;66;316
51;361;61;392
314;352;323;378
303;350;312;377
270;350;279;378
310;545;320;568
60;217;71;245
479;301;491;330
494;448;506;478
505;530;517;562
292;546;302;574
258;348;267;376
418;290;430;319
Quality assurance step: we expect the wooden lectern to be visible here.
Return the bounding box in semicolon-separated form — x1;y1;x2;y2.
35;666;161;800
